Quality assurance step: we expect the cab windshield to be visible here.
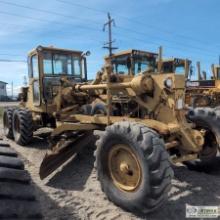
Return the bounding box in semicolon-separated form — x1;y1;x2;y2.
134;55;156;74
112;56;130;74
43;52;82;77
174;65;185;75
162;61;185;75
112;54;156;75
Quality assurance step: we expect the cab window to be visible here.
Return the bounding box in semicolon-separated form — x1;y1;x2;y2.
31;55;39;78
42;52;82;77
175;65;185;75
112;56;130;74
162;62;173;73
72;57;81;76
53;54;72;75
133;56;156;74
43;52;53;75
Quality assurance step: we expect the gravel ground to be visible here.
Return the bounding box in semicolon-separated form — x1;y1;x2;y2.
1;125;220;220
0;101;19;107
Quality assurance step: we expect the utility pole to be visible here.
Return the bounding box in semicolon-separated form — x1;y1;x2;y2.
11;81;13;99
103;12;118;58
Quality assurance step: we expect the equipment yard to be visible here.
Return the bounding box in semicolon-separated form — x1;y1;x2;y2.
0;2;220;219
1;123;220;220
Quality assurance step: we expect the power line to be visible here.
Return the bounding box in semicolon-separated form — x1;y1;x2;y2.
0;10;101;33
115;26;220;55
0;2;218;61
0;0;218;55
0;9;216;58
0;59;26;62
0;0;218;56
57;0;107;14
57;0;219;48
0;0;102;27
0;53;24;57
115;29;219;58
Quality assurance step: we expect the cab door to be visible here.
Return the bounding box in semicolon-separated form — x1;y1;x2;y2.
29;54;41;106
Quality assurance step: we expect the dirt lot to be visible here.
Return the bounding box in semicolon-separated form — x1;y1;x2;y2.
1;120;220;219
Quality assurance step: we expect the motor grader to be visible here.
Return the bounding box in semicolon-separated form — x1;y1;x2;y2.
185;62;220;107
159;57;220;108
3;45;220;215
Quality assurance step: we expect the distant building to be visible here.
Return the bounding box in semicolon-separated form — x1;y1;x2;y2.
0;81;7;101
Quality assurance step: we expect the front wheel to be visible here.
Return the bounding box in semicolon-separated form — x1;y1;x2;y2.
94;121;173;214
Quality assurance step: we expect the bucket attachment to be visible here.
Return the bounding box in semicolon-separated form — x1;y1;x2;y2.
39;131;95;179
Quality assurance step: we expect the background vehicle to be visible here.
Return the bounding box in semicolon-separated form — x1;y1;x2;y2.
185;62;220;108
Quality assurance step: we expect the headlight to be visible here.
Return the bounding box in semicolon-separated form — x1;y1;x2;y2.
164;77;173;89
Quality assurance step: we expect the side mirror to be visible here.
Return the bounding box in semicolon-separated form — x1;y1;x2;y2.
36;45;43;52
82;51;91;57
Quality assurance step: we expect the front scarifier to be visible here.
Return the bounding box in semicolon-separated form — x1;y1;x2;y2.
94;121;174;214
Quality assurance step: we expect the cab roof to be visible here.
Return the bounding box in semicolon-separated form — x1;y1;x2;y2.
104;49;158;59
28;45;83;56
214;65;220;68
162;57;191;63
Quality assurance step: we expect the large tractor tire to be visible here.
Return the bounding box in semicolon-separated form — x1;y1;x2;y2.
187;107;220;161
12;109;33;146
3;108;15;139
0;141;42;219
94;121;173;214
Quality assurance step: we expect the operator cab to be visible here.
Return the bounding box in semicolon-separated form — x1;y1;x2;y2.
105;50;158;76
216;66;220;79
212;65;220;80
160;58;192;78
27;45;88;105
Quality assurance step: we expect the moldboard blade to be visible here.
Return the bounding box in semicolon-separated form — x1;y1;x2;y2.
39;132;95;179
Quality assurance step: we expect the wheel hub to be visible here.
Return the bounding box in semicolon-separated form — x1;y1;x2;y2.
119;162;130;174
108;144;141;192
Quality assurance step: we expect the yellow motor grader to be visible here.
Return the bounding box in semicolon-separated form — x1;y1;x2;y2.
185;62;220;107
157;56;220;108
3;46;220;215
